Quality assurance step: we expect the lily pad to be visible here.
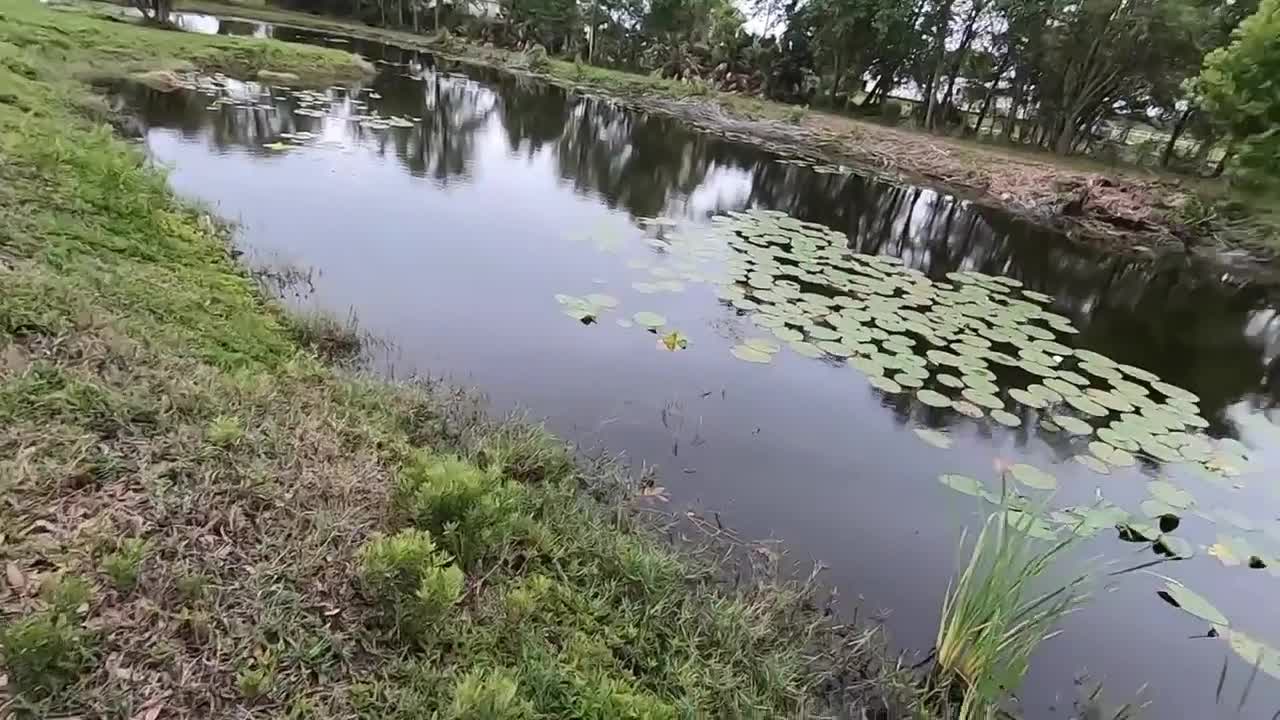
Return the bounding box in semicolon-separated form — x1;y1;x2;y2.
913;428;953;449
1225;629;1280;680
633;311;667;329
1089;441;1135;468
961;388;1003;410
1009;387;1049;409
1065;394;1109;417
1073;454;1111;475
1154;535;1195;559
1009;463;1057;490
937;373;965;389
938;473;987;497
730;345;773;364
990;409;1022;427
868;375;903;393
1147;480;1195;509
1051;415;1094;436
744;337;782;354
789;341;824;358
917;389;952;408
952;400;984;419
1162;582;1228;625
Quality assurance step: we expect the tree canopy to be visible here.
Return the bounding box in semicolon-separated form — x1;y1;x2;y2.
279;0;1270;176
1196;0;1280;184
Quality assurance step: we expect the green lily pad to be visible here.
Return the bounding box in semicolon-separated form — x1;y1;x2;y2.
731;345;773;364
1163;582;1228;625
1225;629;1280;680
1155;535;1195;559
633;311;667;328
938;473;987;497
1117;363;1161;383
1140;499;1180;518
1027;384;1065;406
868;375;903;393
848;357;884;376
585;293;619;308
1065;394;1109;417
744;337;782;354
772;326;804;343
952;400;984;419
937;373;965;389
1074;454;1111;475
1147;480;1195;509
895;374;925;389
1152;381;1199;404
1051;415;1094;436
917;389;952;408
1089;441;1136;467
1009;387;1049;409
1009;463;1057;490
789;341;824;358
913;428;953;449
961;388;1003;410
990;409;1022;427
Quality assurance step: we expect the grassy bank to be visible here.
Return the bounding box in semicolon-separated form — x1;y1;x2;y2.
0;1;921;717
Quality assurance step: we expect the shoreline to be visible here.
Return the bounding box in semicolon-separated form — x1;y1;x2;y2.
174;1;1280;282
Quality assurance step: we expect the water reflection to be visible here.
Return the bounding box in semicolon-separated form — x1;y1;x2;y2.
123;67;1280;429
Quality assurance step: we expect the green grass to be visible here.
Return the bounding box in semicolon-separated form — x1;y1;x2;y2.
0;1;923;716
0;0;371;87
932;486;1090;719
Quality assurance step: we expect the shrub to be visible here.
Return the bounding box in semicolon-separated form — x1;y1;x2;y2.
0;611;98;699
393;453;530;567
359;529;465;641
450;668;533;720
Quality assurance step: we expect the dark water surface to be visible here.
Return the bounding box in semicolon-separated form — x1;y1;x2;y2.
117;17;1280;718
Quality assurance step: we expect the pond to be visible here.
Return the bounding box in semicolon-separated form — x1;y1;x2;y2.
117;16;1280;717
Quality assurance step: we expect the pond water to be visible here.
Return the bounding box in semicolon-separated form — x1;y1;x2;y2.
117;17;1280;718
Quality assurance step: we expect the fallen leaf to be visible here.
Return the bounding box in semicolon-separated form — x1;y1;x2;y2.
5;562;25;593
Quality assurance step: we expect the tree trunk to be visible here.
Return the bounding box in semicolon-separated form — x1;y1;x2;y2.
587;0;598;62
937;0;983;132
1160;107;1194;168
380;0;386;27
434;0;440;30
861;67;895;108
969;54;1010;138
922;0;953;129
1003;77;1025;143
829;49;844;105
1054;112;1078;155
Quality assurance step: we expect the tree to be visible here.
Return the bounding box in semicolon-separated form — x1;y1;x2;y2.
1196;0;1280;183
132;0;172;25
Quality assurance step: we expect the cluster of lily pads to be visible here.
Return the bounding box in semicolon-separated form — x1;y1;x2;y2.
558;206;1280;675
181;74;421;148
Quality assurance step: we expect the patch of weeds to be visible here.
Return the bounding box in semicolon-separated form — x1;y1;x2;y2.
101;537;149;592
206;414;246;447
0;610;99;700
450;668;533;719
358;528;465;643
236;647;279;700
471;417;575;485
286;309;364;364
784;104;809;123
392;453;532;568
41;574;94;615
175;572;210;603
933;483;1090;716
